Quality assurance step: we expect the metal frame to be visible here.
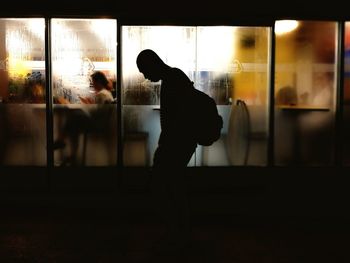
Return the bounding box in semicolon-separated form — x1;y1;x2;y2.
268;24;275;166
335;22;345;166
45;18;53;189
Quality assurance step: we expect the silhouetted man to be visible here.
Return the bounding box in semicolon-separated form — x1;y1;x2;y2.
136;49;197;252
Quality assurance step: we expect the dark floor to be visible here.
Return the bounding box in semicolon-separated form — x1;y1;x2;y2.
0;202;349;263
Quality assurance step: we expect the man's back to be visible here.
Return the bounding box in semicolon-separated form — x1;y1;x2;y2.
159;67;194;145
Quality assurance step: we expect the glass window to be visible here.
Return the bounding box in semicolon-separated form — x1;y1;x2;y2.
122;26;197;167
274;20;337;165
0;18;46;166
197;27;270;166
51;19;117;166
122;26;270;167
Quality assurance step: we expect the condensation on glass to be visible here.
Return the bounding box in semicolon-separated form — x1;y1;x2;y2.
121;26;196;167
274;20;337;165
343;22;350;165
122;26;270;167
51;19;117;166
0;18;46;166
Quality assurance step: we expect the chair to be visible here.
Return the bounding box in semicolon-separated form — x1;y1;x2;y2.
226;99;251;165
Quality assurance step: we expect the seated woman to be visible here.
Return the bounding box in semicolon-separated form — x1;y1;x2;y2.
53;71;114;166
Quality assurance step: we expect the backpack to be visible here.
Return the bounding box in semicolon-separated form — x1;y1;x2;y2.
187;84;223;146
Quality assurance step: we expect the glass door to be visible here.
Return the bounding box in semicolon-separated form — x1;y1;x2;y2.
121;25;270;167
51;18;117;167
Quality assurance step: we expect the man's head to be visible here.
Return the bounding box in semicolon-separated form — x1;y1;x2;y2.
136;49;165;82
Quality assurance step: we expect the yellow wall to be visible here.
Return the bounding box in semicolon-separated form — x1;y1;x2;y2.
232;27;269;106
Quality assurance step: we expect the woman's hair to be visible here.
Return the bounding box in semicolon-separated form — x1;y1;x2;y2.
90;71;109;88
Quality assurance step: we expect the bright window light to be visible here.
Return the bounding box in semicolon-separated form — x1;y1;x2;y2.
275;20;299;35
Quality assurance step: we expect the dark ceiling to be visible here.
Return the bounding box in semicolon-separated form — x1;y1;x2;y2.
1;0;348;23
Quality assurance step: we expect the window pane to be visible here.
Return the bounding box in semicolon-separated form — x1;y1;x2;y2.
51;19;117;166
122;26;197;167
122;26;270;167
274;21;337;165
0;18;46;166
197;27;270;166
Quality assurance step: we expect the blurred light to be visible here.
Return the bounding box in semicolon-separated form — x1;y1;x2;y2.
28;18;45;40
90;19;116;40
197;26;236;71
122;26;197;78
275;20;299;35
90;19;117;64
51;20;83;75
6;25;31;77
8;57;30;77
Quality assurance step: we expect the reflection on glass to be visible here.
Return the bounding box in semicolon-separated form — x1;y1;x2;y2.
274;20;337;165
51;19;117;166
0;18;46;166
343;22;350;165
122;26;270;167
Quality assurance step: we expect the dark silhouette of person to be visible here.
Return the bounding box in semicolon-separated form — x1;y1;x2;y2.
136;49;197;253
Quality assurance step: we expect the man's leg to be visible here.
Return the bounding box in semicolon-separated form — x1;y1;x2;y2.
151;144;196;250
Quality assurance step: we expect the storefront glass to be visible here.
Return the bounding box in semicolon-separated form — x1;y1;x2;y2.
274;20;337;165
51;19;117;166
0;18;46;166
122;26;270;166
